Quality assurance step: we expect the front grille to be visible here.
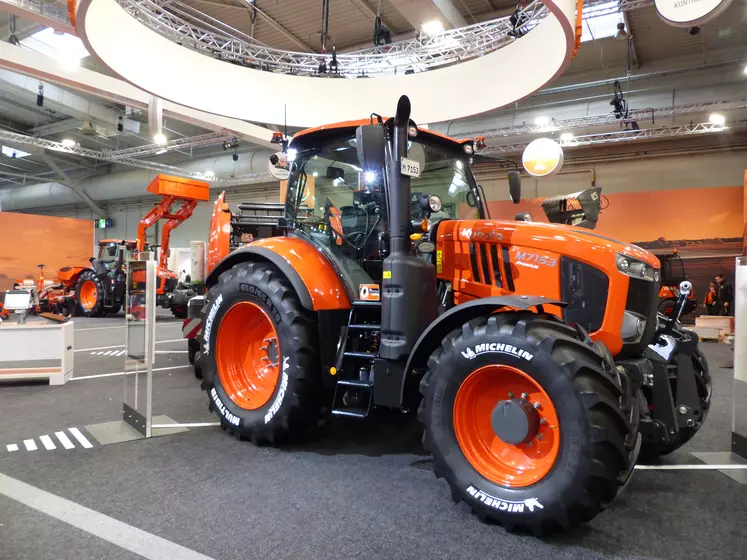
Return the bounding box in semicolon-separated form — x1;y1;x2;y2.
469;242;505;288
623;276;660;355
560;257;608;332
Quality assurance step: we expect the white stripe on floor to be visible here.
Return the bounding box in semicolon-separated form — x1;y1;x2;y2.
103;351;113;356
55;431;75;450
68;428;93;449
116;350;126;356
0;472;216;560
23;439;37;451
154;350;188;354
72;365;191;381
6;444;18;452
39;435;56;450
77;339;186;353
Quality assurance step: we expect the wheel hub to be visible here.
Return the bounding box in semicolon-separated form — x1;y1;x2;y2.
491;398;540;445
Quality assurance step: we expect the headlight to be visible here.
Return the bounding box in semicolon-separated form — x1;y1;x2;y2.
621;310;646;342
616;253;656;282
428;194;443;213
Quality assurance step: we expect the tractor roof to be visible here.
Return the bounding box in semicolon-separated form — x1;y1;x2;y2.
100;239;138;247
291;118;470;149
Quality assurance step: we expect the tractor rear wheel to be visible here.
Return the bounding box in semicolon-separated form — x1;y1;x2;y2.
198;261;321;444
419;313;634;535
75;270;106;317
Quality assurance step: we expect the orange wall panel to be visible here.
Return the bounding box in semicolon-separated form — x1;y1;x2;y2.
0;212;93;292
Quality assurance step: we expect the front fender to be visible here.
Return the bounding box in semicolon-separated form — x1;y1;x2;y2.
205;236;351;311
402;295;566;404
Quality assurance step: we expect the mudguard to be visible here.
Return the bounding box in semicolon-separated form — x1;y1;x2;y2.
402;295;566;404
205;236;351;311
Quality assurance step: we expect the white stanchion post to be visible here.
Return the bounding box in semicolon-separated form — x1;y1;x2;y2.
732;256;747;458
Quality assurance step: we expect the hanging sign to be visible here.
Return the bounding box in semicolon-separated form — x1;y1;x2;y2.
522;138;564;178
654;0;732;27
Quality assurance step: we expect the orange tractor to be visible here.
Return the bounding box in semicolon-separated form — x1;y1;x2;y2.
58;175;209;318
657;249;696;317
189;96;710;534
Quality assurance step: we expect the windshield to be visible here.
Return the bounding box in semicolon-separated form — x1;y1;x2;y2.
284;132;484;231
661;254;686;285
98;243;120;263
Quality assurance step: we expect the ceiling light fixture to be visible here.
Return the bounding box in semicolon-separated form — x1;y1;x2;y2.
709;113;726;126
61;138;76;147
153;132;167;145
421;20;444;37
535;116;550;127
560;132;574;142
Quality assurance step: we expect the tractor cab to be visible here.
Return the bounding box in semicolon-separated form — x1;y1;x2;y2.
95;240;137;274
657;250;696;316
280;119;488;294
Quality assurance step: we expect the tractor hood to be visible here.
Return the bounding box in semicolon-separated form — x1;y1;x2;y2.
443;219;660;273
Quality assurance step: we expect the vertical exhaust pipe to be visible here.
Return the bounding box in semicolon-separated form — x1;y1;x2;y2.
389;95;411;255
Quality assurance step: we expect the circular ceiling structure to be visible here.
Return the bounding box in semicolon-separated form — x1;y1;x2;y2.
72;0;577;128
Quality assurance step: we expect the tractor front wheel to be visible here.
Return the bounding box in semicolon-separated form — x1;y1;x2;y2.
419;314;633;535
75;270;106;317
198;261;321;444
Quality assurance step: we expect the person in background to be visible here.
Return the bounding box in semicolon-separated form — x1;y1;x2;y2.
716;273;734;316
703;281;718;315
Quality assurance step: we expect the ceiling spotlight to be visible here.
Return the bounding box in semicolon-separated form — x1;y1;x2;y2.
421;20;444;37
364;170;376;184
153;132;167;145
61;138;76;147
560;132;574;142
117;116;124;132
615;22;628;40
535;116;550;127
36;83;44;107
709;113;726;126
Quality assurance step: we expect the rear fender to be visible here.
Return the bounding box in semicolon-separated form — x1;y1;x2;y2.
401;296;565;406
205;236;351;311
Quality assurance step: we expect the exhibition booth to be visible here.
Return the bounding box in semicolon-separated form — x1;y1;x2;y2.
1;0;746;557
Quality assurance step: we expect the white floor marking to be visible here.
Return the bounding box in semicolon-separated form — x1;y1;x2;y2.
151;422;221;429
6;444;18;452
23;439;37;451
39;435;56;450
67;428;93;449
72;365;191;381
154;350;188;354
0;472;217;560
77;339;185;353
55;431;75;450
103;350;113;356
635;464;747;470
116;350;126;356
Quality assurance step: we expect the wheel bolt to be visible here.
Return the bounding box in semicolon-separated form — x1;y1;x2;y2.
508;392;514;398
521;392;528;399
539;418;547;425
525;441;532;447
678;406;687;415
536;433;543;441
533;402;541;409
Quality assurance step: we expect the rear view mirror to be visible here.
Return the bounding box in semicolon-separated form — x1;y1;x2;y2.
356;125;386;172
508;170;522;204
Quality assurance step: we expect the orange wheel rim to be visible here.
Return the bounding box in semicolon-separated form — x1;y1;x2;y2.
80;280;98;309
453;365;560;488
216;301;281;410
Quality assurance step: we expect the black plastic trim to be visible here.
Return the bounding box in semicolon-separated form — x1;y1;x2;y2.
479;243;490;286
469;243;481;283
502;246;515;291
489;244;503;287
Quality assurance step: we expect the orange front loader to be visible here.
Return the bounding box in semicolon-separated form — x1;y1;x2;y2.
57;175;209;318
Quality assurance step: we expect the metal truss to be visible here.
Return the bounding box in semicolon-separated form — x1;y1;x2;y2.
469;98;747;138
0;0;72;27
479;120;747;154
115;0;654;77
0;129;270;184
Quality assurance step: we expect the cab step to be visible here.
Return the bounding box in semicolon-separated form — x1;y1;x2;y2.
331;409;368;418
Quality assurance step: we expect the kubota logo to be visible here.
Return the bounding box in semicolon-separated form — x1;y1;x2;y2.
460;228;503;242
461;343;534;361
466;486;544;513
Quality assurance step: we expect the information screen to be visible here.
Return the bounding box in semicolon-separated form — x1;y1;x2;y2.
3;290;31;311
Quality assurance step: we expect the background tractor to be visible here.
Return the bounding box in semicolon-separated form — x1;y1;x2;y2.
192;96;710;534
50;174;209;318
657;249;697;317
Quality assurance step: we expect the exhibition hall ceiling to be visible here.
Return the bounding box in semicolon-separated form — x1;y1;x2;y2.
0;0;745;202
